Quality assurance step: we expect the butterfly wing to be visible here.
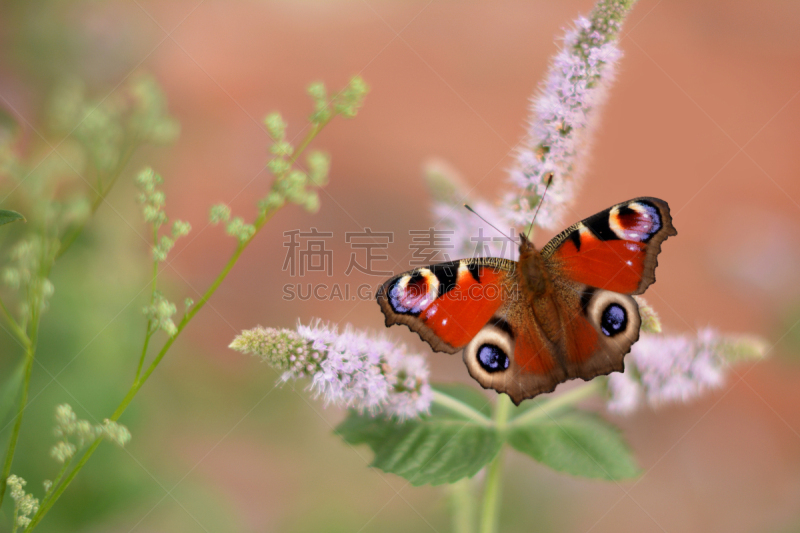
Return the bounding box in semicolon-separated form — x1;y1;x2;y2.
459;282;643;405
376;258;514;354
542;197;677;295
461;294;566;404
377;198;675;405
378;258;566;402
544;197;675;387
463;198;674;404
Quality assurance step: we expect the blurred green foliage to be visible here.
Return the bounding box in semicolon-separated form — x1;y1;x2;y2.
0;1;182;530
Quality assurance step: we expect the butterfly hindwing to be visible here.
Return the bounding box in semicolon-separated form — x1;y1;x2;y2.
460;283;641;405
462;300;563;404
542;197;677;295
558;283;641;379
376;258;514;354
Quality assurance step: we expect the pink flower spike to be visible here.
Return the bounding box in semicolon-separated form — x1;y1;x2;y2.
505;1;628;230
231;320;433;420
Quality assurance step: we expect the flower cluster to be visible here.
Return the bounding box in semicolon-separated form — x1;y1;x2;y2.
230;321;432;420
606;330;767;414
50;404;131;463
6;474;39;530
2;236;57;315
504;2;626;230
208;203;256;244
143;291;178;336
136;167;192;261
428;0;632;249
48;74;179;175
261;76;368;217
230;326;324;378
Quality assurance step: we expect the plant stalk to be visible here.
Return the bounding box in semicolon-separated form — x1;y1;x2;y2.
432;390;492;426
508;381;601;428
0;296;30;349
449;478;476;533
0;343;34;509
479;393;513;533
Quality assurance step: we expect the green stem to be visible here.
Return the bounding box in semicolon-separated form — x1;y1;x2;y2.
507;381;601;428
135;330;153;381
292;121;327;167
135;227;160;380
0;295;30;349
0;341;35;509
431;390;492;426
0;240;47;507
26;116;334;530
449;478;476;533
47;460;71;499
34;457;72;516
479;394;513;533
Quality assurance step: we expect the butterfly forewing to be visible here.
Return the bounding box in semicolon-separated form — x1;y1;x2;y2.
542;197;677;295
376;258;514;354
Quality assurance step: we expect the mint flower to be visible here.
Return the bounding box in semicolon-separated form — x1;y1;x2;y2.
50;404;131;464
6;474;39;530
427;0;632;253
137;167;191;261
607;330;767;414
505;0;629;230
229;326;323;379
231;321;432;420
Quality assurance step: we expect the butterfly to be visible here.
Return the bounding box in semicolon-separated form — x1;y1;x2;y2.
376;198;677;404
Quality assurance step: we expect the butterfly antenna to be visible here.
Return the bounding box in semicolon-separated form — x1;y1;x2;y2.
464;204;518;244
526;172;554;237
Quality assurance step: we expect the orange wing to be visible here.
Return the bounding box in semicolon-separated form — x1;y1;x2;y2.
543;198;677;295
376;258;513;354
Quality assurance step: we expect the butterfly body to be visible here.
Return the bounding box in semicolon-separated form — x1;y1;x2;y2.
377;198;676;404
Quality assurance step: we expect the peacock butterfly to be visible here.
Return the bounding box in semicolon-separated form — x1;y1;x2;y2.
376;197;677;404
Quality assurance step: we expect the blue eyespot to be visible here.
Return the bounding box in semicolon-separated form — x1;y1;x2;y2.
601;304;627;337
477;344;509;373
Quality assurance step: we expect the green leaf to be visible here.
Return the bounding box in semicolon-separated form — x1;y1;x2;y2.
0;209;24;226
336;410;501;486
508;411;640;480
431;383;493;418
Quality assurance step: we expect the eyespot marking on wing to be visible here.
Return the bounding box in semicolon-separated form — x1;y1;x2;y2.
582;289;640;341
600;303;628;337
463;318;515;380
609;200;662;242
388;269;439;315
477;344;510;373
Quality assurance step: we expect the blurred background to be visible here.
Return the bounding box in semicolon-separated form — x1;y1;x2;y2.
0;0;799;531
